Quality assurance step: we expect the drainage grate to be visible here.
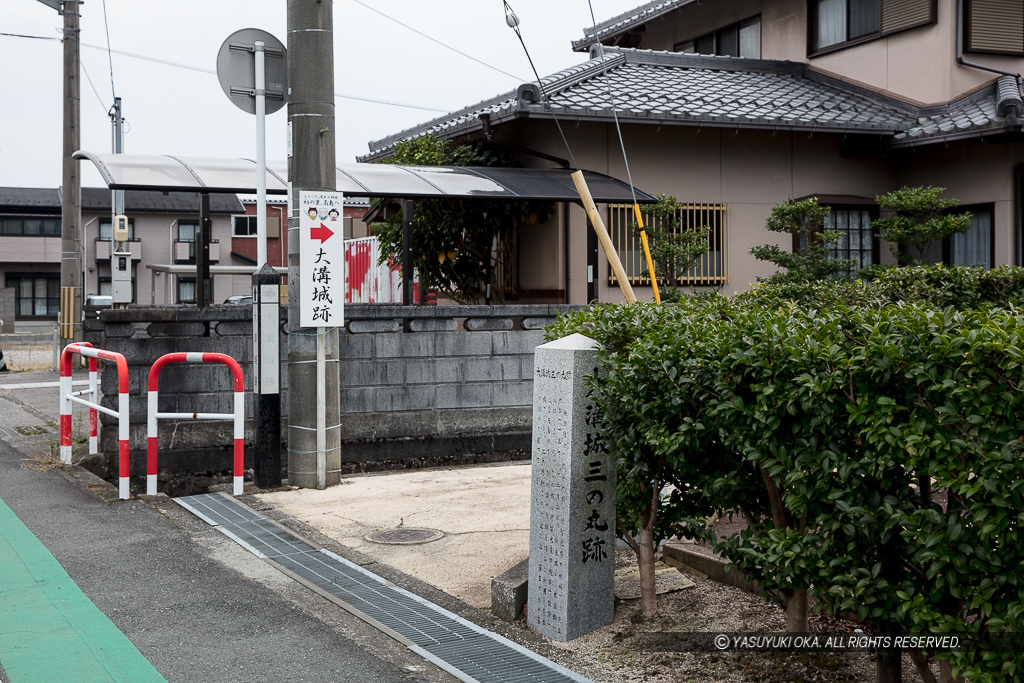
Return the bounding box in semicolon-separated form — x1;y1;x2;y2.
176;493;591;683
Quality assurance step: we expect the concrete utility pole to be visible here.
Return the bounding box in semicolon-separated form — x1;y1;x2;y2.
61;0;83;343
286;0;341;488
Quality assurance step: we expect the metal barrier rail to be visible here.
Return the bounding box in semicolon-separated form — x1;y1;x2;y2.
147;352;245;496
60;343;130;500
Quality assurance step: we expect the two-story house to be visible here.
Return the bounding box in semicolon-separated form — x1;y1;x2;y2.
0;187;244;328
361;0;1024;302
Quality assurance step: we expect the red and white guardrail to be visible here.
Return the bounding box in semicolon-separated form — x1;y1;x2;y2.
147;352;245;496
60;343;130;500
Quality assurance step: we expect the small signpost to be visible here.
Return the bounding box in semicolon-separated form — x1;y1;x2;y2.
299;190;344;488
299;191;345;328
216;27;288;487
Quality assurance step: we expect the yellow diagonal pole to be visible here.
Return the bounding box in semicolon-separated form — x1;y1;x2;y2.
633;204;660;304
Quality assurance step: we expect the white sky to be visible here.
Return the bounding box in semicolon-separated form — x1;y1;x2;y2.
0;0;636;189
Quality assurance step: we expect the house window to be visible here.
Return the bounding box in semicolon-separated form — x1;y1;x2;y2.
794;199;879;275
99;217;135;241
608;203;729;286
177;277;197;304
676;16;761;58
811;0;935;54
233;215;258;237
0;216;61;236
951;209;993;268
6;275;60;319
965;0;1024;56
826;207;877;272
176;221;198;263
922;205;994;268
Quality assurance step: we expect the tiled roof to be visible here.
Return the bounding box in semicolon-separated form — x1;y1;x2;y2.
0;188;241;214
0;188;60;211
363;49;1018;161
891;76;1020;146
572;0;693;51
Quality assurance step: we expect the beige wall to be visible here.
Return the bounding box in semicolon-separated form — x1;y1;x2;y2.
898;140;1022;267
0;236;63;263
81;210;239;304
633;0;1023;104
506;119;906;301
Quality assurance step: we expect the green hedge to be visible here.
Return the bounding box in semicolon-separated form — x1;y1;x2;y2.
547;266;1024;681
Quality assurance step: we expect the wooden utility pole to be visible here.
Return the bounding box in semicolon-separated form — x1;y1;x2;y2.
286;0;341;489
61;0;83;343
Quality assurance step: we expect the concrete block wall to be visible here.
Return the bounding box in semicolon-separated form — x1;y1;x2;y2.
84;303;584;484
84;305;284;481
333;304;583;467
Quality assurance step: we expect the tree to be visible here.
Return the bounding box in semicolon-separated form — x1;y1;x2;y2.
751;197;855;283
372;136;554;303
873;186;973;266
632;195;710;302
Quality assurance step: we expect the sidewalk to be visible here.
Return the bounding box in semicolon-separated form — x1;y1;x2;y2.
0;377;452;683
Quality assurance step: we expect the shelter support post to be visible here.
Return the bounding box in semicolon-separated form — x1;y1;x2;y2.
402;199;415;306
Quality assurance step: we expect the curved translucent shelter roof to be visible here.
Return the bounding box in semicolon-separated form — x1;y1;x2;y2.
73;152;655;203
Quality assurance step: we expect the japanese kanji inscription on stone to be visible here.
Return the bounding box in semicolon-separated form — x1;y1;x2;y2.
528;333;615;641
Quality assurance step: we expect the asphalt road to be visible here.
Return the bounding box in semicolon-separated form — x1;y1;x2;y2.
0;430;451;683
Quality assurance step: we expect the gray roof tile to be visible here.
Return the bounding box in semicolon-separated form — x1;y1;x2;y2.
572;0;694;51
363;48;1017;161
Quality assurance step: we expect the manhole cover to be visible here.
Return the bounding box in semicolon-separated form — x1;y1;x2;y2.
365;528;444;545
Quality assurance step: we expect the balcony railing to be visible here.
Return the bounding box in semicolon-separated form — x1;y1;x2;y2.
174;239;219;264
95;239;143;262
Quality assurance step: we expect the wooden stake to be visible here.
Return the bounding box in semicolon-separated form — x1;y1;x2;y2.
571;171;637;305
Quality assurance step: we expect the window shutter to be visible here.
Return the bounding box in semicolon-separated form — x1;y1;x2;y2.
968;0;1024;54
881;0;933;34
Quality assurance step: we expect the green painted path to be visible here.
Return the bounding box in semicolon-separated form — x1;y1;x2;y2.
0;497;165;683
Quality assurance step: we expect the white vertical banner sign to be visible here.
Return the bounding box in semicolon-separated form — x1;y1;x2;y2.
299;191;345;328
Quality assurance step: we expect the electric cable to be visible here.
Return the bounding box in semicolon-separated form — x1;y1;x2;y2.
0;32;450;114
349;0;525;83
100;0;116;101
80;59;110;115
585;0;660;302
586;0;636;207
501;1;579;171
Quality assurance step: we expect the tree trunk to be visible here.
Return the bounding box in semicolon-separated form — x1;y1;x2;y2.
908;650;938;683
637;522;658;618
876;620;902;683
785;588;808;632
938;660;964;683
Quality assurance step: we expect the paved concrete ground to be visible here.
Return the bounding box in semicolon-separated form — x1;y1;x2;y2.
258;464;533;609
0;371;456;683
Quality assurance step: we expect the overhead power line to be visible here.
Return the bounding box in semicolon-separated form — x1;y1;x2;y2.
348;0;525;83
80;59;109;114
0;32;450;114
100;0;116;101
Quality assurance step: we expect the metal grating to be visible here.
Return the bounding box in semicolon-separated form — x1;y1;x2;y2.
176;493;592;683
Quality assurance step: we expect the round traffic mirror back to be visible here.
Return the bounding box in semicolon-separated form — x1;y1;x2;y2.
216;28;288;115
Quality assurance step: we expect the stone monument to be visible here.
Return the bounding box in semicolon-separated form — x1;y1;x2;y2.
528;333;615;641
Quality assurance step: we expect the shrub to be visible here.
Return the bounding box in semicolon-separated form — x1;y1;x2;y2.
547;268;1024;680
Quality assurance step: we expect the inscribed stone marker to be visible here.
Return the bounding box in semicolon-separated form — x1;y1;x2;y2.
528;333;615;641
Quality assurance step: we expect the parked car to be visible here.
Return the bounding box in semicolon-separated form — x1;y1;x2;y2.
223;295;253;306
84;295;113;318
